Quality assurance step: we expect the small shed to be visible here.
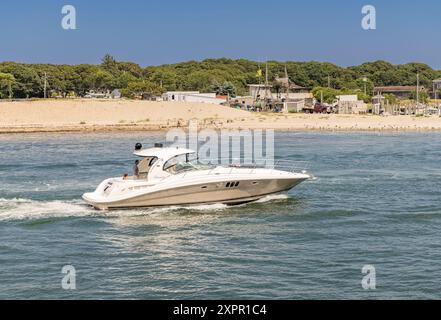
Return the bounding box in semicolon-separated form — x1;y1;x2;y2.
111;89;121;99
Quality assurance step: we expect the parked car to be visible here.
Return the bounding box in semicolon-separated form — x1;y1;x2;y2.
314;103;329;113
303;103;329;114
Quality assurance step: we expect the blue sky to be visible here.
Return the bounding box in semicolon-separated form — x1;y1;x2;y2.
1;0;440;68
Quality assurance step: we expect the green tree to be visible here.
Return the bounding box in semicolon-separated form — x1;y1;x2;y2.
357;92;372;103
312;86;341;104
0;58;440;100
114;72;138;89
0;63;42;98
101;54;118;75
409;91;429;104
121;81;164;99
0;72;16;99
212;81;236;97
384;94;397;105
86;70;114;91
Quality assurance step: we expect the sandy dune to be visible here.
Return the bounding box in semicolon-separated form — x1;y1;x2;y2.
1;99;441;133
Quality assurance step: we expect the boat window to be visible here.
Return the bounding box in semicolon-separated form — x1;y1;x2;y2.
138;157;158;179
164;154;187;172
235;182;240;187
149;157;158;166
164;154;215;174
226;182;230;188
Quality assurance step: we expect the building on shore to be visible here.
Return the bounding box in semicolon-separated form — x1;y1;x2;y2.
273;75;309;93
248;83;312;113
248;84;272;101
433;79;441;99
84;90;121;99
433;79;441;90
335;95;368;114
111;89;121;99
374;86;426;99
163;91;227;105
282;93;314;113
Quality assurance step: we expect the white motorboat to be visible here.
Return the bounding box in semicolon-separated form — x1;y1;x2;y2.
82;143;311;210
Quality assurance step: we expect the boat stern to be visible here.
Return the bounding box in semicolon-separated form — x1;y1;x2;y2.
82;192;109;210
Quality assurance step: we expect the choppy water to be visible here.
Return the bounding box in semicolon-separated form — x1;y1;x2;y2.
1;131;441;299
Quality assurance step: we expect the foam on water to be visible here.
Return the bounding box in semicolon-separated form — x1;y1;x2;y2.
0;195;289;222
0;198;244;221
0;198;93;222
256;193;289;203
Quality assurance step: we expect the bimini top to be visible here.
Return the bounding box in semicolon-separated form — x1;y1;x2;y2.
133;147;196;161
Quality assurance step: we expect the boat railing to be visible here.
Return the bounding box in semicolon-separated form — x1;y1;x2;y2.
177;158;310;177
221;158;309;174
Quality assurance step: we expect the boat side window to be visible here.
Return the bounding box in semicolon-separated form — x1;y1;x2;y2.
138;157;158;179
164;154;200;174
164;155;185;173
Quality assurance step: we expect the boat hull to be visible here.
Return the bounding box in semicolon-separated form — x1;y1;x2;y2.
83;177;306;210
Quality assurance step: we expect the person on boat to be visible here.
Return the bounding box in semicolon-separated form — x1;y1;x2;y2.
133;160;140;179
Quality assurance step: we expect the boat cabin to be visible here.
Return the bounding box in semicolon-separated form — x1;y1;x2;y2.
133;145;198;180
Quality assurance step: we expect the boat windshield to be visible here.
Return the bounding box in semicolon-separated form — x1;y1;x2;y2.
164;154;215;174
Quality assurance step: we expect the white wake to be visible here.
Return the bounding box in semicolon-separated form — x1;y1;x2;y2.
0;193;289;222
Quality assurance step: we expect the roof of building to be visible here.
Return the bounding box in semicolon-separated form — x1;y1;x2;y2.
165;91;200;94
433;78;441;82
274;76;306;90
248;84;272;88
374;86;426;92
336;94;358;101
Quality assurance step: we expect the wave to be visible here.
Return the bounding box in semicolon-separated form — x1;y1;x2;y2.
0;193;290;222
0;198;233;222
256;193;289;203
0;198;93;222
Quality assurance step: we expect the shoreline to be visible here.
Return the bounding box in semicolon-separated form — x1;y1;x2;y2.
3;123;441;134
1;99;441;134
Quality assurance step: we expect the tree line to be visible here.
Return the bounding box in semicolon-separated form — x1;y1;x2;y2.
1;55;440;100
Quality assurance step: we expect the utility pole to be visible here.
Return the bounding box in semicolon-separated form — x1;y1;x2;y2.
363;77;368;95
285;64;289;100
265;61;269;86
43;72;48;99
416;72;420;106
264;61;269;103
327;75;331;88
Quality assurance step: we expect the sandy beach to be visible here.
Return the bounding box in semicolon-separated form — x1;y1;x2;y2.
1;99;441;133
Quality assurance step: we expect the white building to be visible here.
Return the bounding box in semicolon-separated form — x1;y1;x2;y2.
84;89;121;99
163;91;226;105
283;93;314;113
336;95;367;114
336;95;358;102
